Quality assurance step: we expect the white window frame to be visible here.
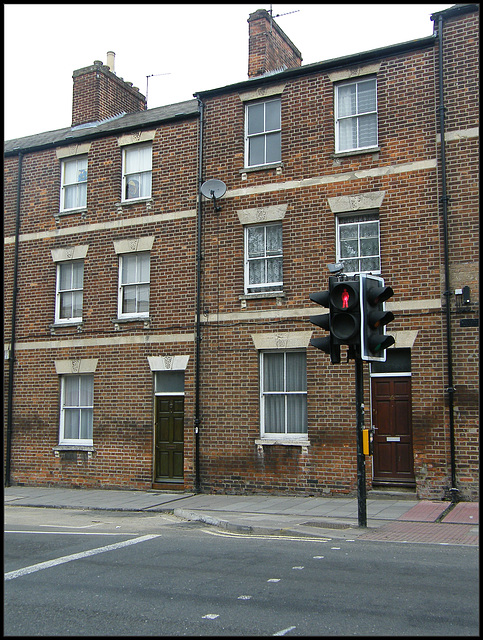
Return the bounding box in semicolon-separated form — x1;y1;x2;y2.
122;143;152;202
260;350;307;438
335;77;378;153
118;251;150;319
55;260;84;324
244;222;283;294
336;211;381;275
59;374;94;445
60;156;87;212
245;98;281;167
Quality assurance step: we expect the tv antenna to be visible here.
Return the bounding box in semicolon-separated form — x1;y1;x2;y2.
145;73;171;105
268;4;300;30
200;179;227;212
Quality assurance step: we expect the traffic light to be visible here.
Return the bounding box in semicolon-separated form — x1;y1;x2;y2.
329;277;361;348
360;273;395;361
362;428;374;456
309;287;340;364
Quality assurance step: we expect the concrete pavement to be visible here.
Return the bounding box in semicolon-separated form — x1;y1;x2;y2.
4;485;478;546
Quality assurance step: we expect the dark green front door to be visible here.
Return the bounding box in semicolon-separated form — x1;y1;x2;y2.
155;396;184;482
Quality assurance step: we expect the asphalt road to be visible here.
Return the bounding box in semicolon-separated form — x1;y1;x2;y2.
4;507;479;636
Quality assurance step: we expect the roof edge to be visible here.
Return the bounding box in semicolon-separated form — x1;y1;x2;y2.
194;35;436;99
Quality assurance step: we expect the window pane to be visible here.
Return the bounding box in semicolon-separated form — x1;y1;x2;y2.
155;371;185;393
121;255;137;284
64;376;79;406
360;222;379;238
340;224;358;241
72;291;83;317
248;136;264;166
343;258;359;272
248;227;265;257
265;395;284;433
139;171;152;198
122;285;136;313
64;409;79;439
137;284;149;313
338;118;357;151
138;253;150;282
360;256;380;272
340;240;358;259
266;257;282;284
64;160;78;185
80;409;93;439
265;132;281;163
72;262;84;288
358;113;377;147
265;100;281;131
357;80;376;113
59;263;72;291
76;182;87;208
287;395;307;433
286;352;306;391
266;224;282;254
80;376;93;406
338;84;356;117
247;103;264;135
264;353;284;392
360;237;379;257
249;260;263;285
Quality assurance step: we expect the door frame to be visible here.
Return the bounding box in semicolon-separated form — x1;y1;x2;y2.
369;370;415;487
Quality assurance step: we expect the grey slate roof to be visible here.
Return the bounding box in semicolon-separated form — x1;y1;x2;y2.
4;99;199;156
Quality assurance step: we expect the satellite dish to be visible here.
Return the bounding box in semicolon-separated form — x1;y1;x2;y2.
200;179;227;200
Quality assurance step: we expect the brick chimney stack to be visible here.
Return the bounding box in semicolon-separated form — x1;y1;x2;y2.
248;9;302;78
71;53;146;128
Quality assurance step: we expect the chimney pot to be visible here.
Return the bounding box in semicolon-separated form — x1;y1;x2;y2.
107;51;115;73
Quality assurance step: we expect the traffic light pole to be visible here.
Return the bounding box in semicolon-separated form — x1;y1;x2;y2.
355;354;367;528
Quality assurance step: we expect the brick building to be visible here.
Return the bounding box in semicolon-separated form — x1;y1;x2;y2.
4;5;479;500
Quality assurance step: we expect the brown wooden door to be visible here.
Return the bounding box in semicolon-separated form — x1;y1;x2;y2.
155;396;184;482
371;377;415;486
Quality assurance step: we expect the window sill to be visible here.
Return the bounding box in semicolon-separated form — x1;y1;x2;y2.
118;197;153;206
112;317;150;330
255;438;310;447
239;162;283;175
240;292;285;301
54;208;87;221
331;147;380;159
53;445;95;459
50;322;83;334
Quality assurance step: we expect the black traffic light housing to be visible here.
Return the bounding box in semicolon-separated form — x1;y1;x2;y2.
309;288;340;364
360;273;395;361
329;277;361;348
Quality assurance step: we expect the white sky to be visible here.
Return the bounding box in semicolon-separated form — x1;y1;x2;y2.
4;3;453;141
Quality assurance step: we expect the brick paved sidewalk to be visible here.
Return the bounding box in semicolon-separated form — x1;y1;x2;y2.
359;500;479;545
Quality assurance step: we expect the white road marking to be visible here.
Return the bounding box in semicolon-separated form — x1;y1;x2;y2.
5;530;134;536
292;566;304;570
5;534;160;581
238;595;252;600
267;578;281;582
39;523;100;529
273;625;296;636
313;555;325;559
202;614;219;619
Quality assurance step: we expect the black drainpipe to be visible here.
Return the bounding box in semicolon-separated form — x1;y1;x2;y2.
436;15;458;502
194;95;204;493
5;151;23;487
